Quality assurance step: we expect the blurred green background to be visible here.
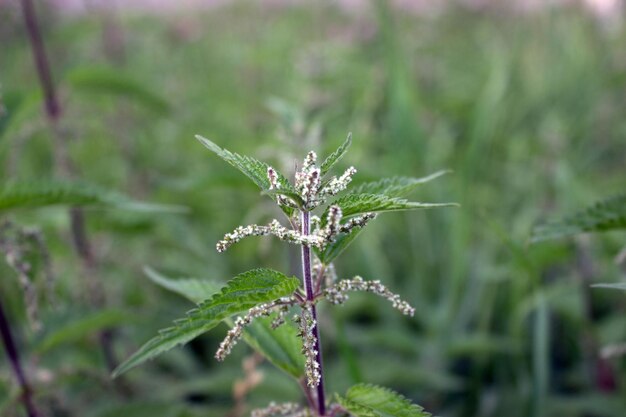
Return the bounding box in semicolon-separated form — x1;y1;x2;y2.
1;0;626;416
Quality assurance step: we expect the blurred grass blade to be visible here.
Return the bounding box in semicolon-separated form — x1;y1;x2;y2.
531;194;626;242
591;283;626;291
113;268;299;377
65;67;169;113
0;181;187;213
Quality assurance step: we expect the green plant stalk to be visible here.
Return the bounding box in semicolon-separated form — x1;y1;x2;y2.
301;210;326;416
19;0;121;375
0;296;40;417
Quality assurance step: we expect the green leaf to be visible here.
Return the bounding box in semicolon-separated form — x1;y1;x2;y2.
34;309;129;354
592;283;626;291
261;188;304;207
243;317;305;379
315;226;364;264
66;67;169;113
195;135;297;215
338;384;432;417
316;194;456;262
352;171;451;198
112;268;300;377
0;181;187;213
322;193;457;225
146;267;304;379
321;132;352;175
145;267;221;304
531;194;626;242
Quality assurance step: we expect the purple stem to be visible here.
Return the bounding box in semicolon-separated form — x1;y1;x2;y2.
301;211;326;416
20;0;61;121
20;0;123;378
0;297;40;417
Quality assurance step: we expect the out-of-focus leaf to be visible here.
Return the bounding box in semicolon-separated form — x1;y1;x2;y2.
145;267;221;304
65;67;169;113
113;268;300;377
0;181;187;213
531;194;626;242
34;309;129;354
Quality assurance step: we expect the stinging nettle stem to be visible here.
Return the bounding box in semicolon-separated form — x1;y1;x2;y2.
300;210;326;416
0;296;40;417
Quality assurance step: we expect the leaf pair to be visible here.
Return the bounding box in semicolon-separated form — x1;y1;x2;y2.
196;135;456;263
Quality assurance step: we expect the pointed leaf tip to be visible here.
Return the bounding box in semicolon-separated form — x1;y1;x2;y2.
321;132;353;175
113;268;300;377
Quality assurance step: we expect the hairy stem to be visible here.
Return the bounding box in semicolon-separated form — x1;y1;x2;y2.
0;296;40;417
301;210;326;416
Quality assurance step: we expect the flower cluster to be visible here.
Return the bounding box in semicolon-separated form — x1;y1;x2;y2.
321;166;357;198
324;276;415;316
215;297;296;361
268;166;296;208
215;148;376;255
295;151;322;209
268;151;357;211
251;402;309;417
216;220;324;253
294;304;321;387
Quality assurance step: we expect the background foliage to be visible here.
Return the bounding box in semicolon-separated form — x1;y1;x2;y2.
1;1;626;416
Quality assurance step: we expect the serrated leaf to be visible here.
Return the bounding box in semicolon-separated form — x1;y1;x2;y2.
322;193;457;226
531;194;626;242
339;384;432;417
113;268;300;377
592;283;626;291
0;181;187;213
352;171;451;198
66;67;169;113
195;135;297;215
337;397;379;417
316;194;456;262
146;267;304;378
145;267;221;304
321;132;352;175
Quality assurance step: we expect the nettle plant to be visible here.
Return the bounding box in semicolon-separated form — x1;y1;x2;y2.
113;134;456;417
